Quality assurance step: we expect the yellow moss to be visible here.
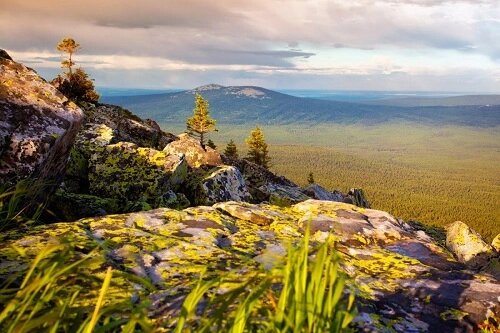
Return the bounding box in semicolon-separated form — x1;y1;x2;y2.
341;248;421;299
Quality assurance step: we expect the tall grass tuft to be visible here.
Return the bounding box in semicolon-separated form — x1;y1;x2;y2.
175;227;356;332
0;241;153;333
0;179;47;231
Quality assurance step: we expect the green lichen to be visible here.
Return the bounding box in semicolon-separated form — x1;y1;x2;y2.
440;308;468;321
341;248;421;299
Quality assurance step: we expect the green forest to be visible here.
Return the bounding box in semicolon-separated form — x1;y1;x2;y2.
164;122;500;242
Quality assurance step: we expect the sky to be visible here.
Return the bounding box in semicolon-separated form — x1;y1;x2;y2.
1;0;500;92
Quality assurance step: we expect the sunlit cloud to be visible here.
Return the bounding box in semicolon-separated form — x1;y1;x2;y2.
1;0;498;91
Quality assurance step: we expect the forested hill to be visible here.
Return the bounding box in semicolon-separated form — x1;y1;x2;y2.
102;84;500;127
364;94;500;107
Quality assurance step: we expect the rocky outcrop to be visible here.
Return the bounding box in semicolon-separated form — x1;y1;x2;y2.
201;166;250;204
222;155;310;204
49;189;120;221
1;200;498;332
262;183;310;205
0;50;83;185
163;133;222;168
345;188;371;208
492;233;500;252
88;142;187;207
303;183;345;201
445;221;493;268
80;103;176;150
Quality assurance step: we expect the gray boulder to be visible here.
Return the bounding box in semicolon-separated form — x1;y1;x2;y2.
201;166;251;204
163;133;222;168
88;142;187;207
492;233;500;252
345;188;371;208
261;183;311;205
0;50;83;185
445;221;493;268
303;183;345;201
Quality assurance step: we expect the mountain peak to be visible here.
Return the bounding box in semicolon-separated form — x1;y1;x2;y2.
191;84;225;92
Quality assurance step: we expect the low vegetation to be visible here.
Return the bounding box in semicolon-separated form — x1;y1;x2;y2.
0;179;46;232
0;227;355;332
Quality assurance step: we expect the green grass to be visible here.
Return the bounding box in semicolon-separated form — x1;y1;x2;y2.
175;227;356;332
163;122;500;242
1;228;355;332
0;179;47;232
0;241;153;332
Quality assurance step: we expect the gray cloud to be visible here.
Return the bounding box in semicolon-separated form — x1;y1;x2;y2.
1;0;498;90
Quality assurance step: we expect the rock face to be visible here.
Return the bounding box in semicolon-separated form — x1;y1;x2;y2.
345;188;371;208
0;50;83;184
262;183;310;205
201;166;250;204
88;142;187;207
445;221;493;268
303;183;345;201
492;234;500;252
223;155;310;204
163;133;222;168
80;103;176;150
1;200;498;332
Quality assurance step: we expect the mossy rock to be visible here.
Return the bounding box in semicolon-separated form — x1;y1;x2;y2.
48;189;121;221
201;165;251;205
445;221;493;268
88;142;187;208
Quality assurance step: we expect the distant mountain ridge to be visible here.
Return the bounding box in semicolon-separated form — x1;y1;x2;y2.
364;94;500;107
102;84;500;127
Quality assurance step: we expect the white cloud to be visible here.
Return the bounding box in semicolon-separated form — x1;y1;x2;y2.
1;0;499;91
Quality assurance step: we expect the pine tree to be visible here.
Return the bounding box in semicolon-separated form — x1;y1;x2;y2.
206;139;217;149
307;172;315;184
186;93;217;147
57;37;80;75
224;139;238;159
51;38;99;104
246;127;270;168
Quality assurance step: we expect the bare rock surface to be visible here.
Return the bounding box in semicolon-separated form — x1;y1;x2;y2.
163;133;222;168
0;50;83;184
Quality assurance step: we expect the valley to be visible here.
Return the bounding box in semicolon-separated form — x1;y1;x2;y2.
155;121;500;242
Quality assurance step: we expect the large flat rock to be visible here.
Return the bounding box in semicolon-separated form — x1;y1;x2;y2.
1;199;498;332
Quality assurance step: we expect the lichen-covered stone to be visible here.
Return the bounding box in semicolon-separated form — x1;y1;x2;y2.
80;103;177;150
446;221;493;268
201;166;250;204
262;183;310;205
163;133;222;168
88;142;187;207
492;233;500;252
345;188;371;208
48;189;120;221
0;50;83;185
1;201;498;331
302;183;345;201
222;154;305;203
63;124;114;192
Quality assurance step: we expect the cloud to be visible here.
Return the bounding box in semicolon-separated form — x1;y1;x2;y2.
1;0;498;91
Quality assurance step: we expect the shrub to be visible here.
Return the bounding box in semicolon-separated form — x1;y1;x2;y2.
51;68;99;104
